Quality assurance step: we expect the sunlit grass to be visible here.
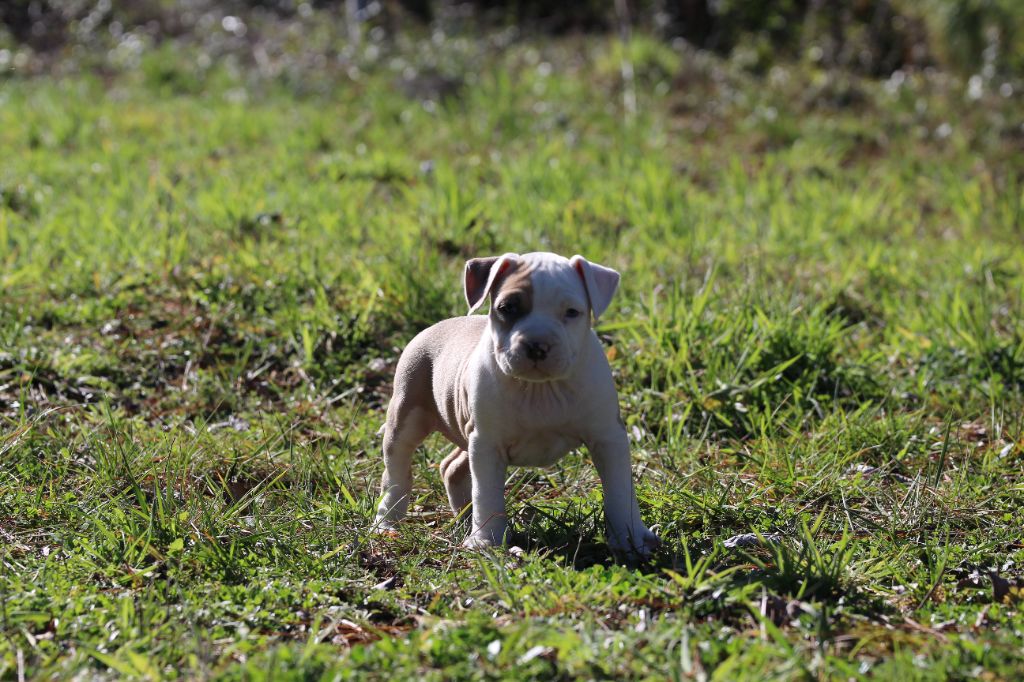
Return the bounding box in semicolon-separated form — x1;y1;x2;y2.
1;31;1023;679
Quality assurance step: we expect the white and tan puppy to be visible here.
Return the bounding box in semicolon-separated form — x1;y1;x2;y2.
373;252;660;559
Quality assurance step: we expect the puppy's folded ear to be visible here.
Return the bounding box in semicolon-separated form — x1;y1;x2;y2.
464;253;519;313
569;255;620;321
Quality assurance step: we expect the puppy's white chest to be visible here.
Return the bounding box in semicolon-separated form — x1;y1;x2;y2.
477;379;586;467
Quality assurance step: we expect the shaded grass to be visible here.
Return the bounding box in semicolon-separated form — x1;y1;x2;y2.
1;29;1024;680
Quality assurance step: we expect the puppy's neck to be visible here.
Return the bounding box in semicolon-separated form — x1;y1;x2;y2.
503;372;578;412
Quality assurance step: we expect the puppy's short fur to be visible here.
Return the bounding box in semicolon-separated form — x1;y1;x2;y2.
373;252;659;558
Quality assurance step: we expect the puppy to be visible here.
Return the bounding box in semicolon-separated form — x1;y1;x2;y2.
373;252;659;558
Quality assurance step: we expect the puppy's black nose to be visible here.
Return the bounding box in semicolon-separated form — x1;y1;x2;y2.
525;341;549;361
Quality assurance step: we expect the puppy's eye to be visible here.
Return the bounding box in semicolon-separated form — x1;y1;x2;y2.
565;308;581;319
497;300;521;317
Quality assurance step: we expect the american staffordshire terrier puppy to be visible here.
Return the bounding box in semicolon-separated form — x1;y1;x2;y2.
372;252;660;559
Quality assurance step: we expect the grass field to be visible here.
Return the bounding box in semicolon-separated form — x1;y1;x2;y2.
2;29;1024;679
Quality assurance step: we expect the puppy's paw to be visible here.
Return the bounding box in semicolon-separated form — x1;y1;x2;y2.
370;517;400;537
462;534;496;550
462;525;507;550
608;525;661;561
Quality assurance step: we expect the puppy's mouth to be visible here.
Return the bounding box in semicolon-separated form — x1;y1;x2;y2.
496;349;572;382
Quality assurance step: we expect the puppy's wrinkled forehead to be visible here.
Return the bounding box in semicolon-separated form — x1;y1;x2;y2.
492;260;534;311
493;253;586;311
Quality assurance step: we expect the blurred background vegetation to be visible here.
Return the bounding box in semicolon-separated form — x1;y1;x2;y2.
1;0;1023;80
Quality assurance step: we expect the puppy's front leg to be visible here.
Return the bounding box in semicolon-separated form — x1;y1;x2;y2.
463;436;508;548
587;429;660;559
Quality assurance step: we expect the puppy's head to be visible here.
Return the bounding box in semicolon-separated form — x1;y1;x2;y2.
464;252;619;382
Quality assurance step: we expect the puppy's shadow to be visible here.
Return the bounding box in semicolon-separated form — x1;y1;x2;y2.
438;457;669;571
507;504;669;572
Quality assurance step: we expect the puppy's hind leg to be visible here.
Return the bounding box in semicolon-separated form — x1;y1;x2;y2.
373;405;432;530
439;447;471;517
